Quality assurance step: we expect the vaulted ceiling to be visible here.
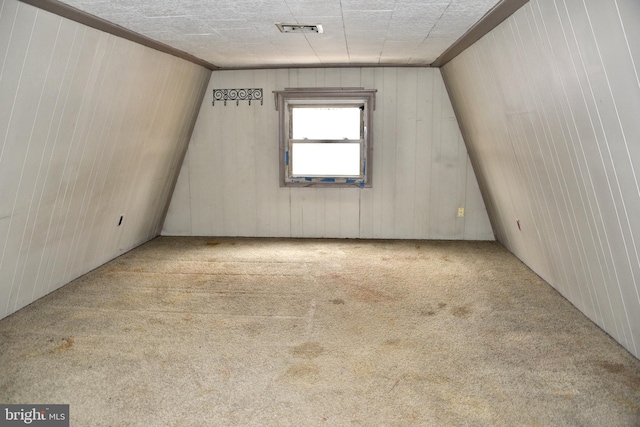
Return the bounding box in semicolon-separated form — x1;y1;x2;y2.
55;0;502;68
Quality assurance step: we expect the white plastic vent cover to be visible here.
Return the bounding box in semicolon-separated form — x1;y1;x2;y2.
276;23;323;34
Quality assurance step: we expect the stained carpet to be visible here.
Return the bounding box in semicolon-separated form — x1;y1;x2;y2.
1;237;639;426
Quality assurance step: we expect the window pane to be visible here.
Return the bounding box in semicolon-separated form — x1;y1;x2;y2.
292;107;361;140
291;143;360;176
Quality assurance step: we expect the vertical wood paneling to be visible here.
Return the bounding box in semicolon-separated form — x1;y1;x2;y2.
442;0;640;357
0;0;210;319
394;68;417;238
163;153;192;235
413;69;434;238
428;70;443;238
463;158;494;240
380;68;398;238
146;58;203;239
234;70;259;237
163;67;493;242
7;12;58;309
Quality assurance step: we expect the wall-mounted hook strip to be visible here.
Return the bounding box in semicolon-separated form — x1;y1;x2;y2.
212;88;263;106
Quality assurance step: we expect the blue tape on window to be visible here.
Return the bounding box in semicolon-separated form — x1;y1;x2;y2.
305;177;312;181
346;179;356;183
321;178;336;182
285;151;289;165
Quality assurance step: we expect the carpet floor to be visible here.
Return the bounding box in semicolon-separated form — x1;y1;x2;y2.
1;237;639;426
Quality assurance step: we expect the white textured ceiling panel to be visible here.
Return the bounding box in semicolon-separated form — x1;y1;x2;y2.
58;0;501;68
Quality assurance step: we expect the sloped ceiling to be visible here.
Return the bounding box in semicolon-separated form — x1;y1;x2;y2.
54;0;502;68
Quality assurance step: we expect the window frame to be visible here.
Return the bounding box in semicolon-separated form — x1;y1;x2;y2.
274;88;376;188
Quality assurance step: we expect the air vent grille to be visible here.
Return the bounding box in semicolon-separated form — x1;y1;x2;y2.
276;23;323;34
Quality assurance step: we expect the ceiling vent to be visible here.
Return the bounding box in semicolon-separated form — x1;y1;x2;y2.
276;23;323;34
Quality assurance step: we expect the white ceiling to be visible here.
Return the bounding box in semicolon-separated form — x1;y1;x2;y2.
58;0;501;68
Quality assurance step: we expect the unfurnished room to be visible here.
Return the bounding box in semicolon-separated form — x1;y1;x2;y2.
1;0;639;425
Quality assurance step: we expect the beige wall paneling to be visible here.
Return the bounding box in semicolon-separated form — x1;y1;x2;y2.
162;154;192;235
147;60;207;239
514;4;592;313
463;157;494;241
533;0;621;327
433;73;466;240
442;0;640;357
0;0;210;319
413;68;434;239
378;68;398;238
1;5;63;312
394;68;418;238
267;69;293;237
235;70;259;237
218;71;241;236
163;67;493;241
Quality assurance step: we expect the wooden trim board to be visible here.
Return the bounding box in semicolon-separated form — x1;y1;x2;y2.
431;0;529;67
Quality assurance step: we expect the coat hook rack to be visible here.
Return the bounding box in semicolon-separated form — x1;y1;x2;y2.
212;88;263;106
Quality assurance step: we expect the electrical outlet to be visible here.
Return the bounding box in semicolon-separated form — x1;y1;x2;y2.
457;207;464;218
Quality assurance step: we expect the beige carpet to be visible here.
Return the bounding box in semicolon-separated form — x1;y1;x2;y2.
1;237;639;426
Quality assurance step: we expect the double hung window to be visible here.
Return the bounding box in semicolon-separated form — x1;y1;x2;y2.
274;88;376;187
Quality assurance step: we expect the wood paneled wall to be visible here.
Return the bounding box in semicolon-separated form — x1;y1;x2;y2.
442;0;640;358
162;67;493;240
0;0;211;319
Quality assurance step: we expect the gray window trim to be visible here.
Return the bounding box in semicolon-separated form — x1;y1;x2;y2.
274;88;376;188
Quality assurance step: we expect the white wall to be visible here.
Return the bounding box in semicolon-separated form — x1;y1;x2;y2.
163;67;493;240
0;0;211;319
442;0;640;358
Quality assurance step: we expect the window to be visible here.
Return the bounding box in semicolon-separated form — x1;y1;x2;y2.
274;88;376;187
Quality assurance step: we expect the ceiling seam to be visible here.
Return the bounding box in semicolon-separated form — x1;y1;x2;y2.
379;0;398;64
408;0;453;64
339;0;351;63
